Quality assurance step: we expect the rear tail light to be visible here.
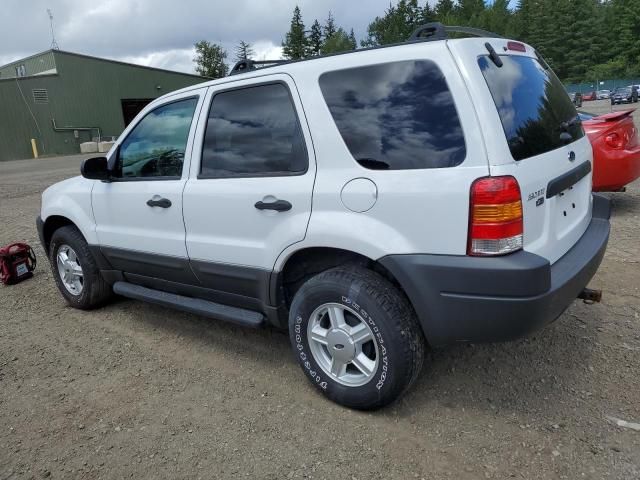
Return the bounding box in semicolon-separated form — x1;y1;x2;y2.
604;131;629;149
468;176;523;256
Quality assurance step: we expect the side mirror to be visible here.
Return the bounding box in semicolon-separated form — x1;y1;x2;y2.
81;156;110;181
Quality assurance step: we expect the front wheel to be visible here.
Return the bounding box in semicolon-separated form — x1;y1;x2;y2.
289;266;425;409
49;226;112;309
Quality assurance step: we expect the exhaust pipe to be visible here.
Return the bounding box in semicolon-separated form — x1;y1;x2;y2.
578;288;602;304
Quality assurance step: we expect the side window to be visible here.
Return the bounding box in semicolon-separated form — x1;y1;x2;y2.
319;60;466;170
200;83;307;178
115;97;198;179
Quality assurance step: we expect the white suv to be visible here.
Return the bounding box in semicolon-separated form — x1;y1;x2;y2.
38;24;610;409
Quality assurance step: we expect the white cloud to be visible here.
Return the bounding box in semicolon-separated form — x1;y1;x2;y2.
0;0;433;73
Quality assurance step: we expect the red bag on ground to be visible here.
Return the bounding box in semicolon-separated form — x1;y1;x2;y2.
0;243;36;285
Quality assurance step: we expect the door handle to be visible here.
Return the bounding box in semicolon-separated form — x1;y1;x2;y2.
146;197;172;208
254;199;292;212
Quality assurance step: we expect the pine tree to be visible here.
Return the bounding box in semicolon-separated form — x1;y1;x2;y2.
482;0;512;37
348;29;357;50
322;28;356;54
234;40;254;62
457;0;486;24
362;0;430;46
434;0;457;23
308;19;323;56
282;6;308;60
193;40;228;79
421;2;435;23
323;11;337;40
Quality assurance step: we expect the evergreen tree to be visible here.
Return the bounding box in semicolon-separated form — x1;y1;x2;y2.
421;3;435;23
322;28;357;54
362;0;430;46
282;6;308;60
457;0;486;24
234;40;254;61
482;0;512;37
348;29;358;50
308;19;323;56
324;11;337;40
193;40;228;78
283;0;640;82
434;0;457;23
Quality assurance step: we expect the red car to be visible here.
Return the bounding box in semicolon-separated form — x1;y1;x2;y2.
580;109;640;191
582;91;597;101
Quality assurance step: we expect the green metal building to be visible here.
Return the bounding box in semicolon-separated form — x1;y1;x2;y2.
0;50;206;161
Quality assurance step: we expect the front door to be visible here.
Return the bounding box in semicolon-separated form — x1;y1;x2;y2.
93;89;206;282
182;76;316;298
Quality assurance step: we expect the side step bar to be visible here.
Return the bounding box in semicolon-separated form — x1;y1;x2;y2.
113;281;265;328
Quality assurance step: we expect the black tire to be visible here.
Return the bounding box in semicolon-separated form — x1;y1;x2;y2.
288;266;425;410
49;225;112;309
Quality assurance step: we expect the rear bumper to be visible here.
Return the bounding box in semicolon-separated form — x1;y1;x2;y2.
379;194;611;347
593;144;640;191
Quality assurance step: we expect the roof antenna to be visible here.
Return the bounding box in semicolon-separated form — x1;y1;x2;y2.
47;9;60;50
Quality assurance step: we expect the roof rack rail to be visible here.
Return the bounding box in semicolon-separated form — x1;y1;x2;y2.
229;59;289;76
408;22;502;42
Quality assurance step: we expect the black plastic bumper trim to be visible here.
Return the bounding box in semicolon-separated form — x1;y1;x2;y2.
379;194;610;347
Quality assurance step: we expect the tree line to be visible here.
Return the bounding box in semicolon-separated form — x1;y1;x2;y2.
194;0;640;82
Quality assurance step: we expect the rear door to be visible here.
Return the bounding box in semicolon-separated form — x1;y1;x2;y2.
182;74;315;290
449;39;593;264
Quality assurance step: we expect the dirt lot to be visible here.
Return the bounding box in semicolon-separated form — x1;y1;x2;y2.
1;110;639;479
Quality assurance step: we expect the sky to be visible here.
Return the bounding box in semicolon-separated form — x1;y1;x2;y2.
0;0;427;74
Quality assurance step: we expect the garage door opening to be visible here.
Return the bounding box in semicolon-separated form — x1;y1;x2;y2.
121;99;153;126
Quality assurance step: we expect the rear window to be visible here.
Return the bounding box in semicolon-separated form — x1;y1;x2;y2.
479;55;584;161
319;60;466;170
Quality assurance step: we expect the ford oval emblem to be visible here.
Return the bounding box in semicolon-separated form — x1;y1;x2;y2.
568;151;576;162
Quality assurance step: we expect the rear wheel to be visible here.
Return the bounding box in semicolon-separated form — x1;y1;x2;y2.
288;266;425;409
49;226;112;309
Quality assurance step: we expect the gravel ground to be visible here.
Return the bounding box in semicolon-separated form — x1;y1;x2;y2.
1;114;639;479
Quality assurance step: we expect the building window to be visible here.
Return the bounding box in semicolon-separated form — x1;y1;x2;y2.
15;64;26;77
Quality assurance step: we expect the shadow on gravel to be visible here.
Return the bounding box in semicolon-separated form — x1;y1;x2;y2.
398;308;598;417
100;296;292;367
102;295;599;417
608;190;640;217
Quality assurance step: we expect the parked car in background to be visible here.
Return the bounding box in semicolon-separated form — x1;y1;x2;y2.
580;109;640;191
611;87;638;105
569;91;583;107
582;91;597;101
596;90;611;99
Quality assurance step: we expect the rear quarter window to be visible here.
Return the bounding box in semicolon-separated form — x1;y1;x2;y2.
319;60;466;170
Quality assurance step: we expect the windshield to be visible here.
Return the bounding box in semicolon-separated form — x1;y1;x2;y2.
615;88;631;94
478;55;584;161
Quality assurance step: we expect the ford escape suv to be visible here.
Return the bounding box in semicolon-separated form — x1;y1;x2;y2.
37;24;610;409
